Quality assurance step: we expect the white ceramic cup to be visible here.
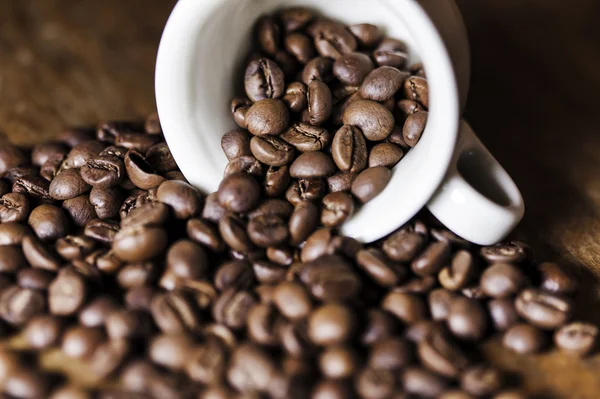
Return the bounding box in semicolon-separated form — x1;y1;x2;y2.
155;0;524;245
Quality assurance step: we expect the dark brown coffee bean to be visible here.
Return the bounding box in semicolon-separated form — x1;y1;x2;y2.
231;97;252;129
105;309;151;340
28;204;69;242
98;145;127;159
333;52;374;86
447;297;487;340
272;282;312;321
460;365;502;396
113;225;168;263
121;202;169;229
307;80;333;126
279;7;314;32
382;291;427;325
396;99;424;120
3;165;38;184
250;260;285;285
285;33;315;64
22;235;61;271
356;248;404;288
537;262;578;295
185;338;228;385
308;303;354;345
368;142;404;168
256;16;280;55
88;338;130;380
0;193;30;223
167;239;207;279
320;191;354;228
286;178;326;205
360;308;398;346
369;337;412;370
0;245;25;273
62;195;97;227
146;142;177;173
515;288;573;329
299;228;334;262
0;144;27;175
246;303;280;346
348;23;382;48
326;171;356;193
402;366;448;398
48;267;87;316
13;175;52;200
355;367;397;399
247;214;289;248
481;241;529;263
224;155;265;178
54;235;95;261
343;99;394;141
78;296;119;328
302;56;334;85
300;255;361;301
359;66;409;102
488;298;519;331
218;172;260;213
221;129;252;161
373;38;409;68
157;180;201;219
17;268;53;291
287;201;318;246
151;291;201;334
88;186;123;219
219;214;254;253
227;343;277;393
212;288;256;329
396;274;437;295
404;76;429;108
554;322;597;357
351;166;392;203
40;154;67;182
290;151;336;178
382;230;424;263
403;111;428;147
56;127;96;147
186;218;224;252
124;149;166;190
0;285;45;325
312;20;357;59
245;57;285;102
5;367;50;399
480;263;525;298
0;222;31;246
282;82;307;113
411;241;451;276
502;323;546;354
264;165;290;198
23;314;63;349
84;218;119;244
250;135;294;166
96;120;144;144
246;99;290;136
427;288;456;321
331;125;367;174
418;329;470;378
65;140;105;169
438;250;475;291
61;325;104;359
280;123;330;152
79;155;125;189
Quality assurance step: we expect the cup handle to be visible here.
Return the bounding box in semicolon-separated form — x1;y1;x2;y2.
426;120;524;245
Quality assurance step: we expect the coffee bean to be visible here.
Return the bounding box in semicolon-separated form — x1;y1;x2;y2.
212;288;256;329
247;303;281;346
427;288;456;321
303;254;362;302
404;76;429;108
279;7;314;32
554;322;597;357
0;285;45;325
331;125;368;173
56;127;96;147
105;309;152;339
78;156;125;190
0;144;28;175
65;140;105;169
480;241;528;264
488;298;519;331
244;58;285;102
282;82;308;113
368;142;404;168
348;23;382;48
230;97;252;129
84;218;120;244
312;20;357;59
299;228;334;262
0;193;30;223
319;346;357;379
227;343;277;393
285;33;315;64
356;248;404;288
373;38;409;69
166;239;207;280
264;165;290;197
355;367;396;399
28;204;69;242
273;282;312;321
502;323;546;354
290;151;336;178
40;154;67;182
359;66;409;102
369;337;413;370
381;292;427;324
0;350;21;386
61;325;105;359
124;286;156;312
412;241;451;276
121;202;169;229
250;135;294;166
360;309;398;346
403;111;428;147
0;245;25;273
288;201;319;246
447;297;487;340
0;223;30;246
418;329;470;378
113;226;168;263
333;52;374;86
402;366;448;398
327;171;357;193
96;120;144;144
157;180;201;219
302;56;334;85
219;214;254;253
218;172;260;213
186;218;224;252
49;268;87;316
225;156;265;180
213;260;253;291
460;365;502;396
13;175;52;200
306;80;333;126
221;129;251;161
256;16;280;55
248;214;289;247
151;291;202;334
515;288;573;329
117;261;158;289
99;145;128;159
480;263;525;298
146;142;177;173
351;166;392;203
63;195;98;227
89;338;130;380
280;123;331;153
3;165;38;184
23;315;63;349
286;178;326;205
308;303;354;345
537;262;578;295
185;338;228;385
5;367;50;399
343;99;394;141
461;285;487;300
321;192;354;227
124;149;166;190
79;296;120;327
17;268;53;290
88;186;123;219
438;250;475;291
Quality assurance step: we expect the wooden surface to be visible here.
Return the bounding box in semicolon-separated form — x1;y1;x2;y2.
1;0;600;397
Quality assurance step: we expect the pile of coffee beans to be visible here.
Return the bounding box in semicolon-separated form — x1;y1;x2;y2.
0;7;596;399
227;8;429;221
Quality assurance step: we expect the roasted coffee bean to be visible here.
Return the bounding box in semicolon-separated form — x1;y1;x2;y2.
221;129;252;161
79;155;125;189
185;338;228;384
299;228;335;262
351;166;392;203
87;249;122;274
280;123;330;152
40;154;67;181
447;297;487;340
279;7;314;32
302;56;334;85
369;142;404;168
537;262;578;295
554;322;598;357
88;338;130;379
308;303;354;345
65;140;105;169
89;186;123;219
251;260;286;284
219;214;254;253
146;142;177;173
373;38;409;68
285;33;315;64
404;76;429;108
331;125;368;173
502;323;546;354
333;52;374;86
480;263;525;298
13;175;52;200
61;325;104;359
282;82;308;113
22;235;61;271
151;291;202;334
461;285;486;300
227;343;277;393
411;241;451;276
360;308;398;346
320;192;354;227
273;282;312;321
460;365;502;396
418;329;470;378
244;58;285;102
300;255;361;301
515;288;572;329
438;250;475;291
319;346;357;379
480;241;528;264
288;201;319;246
224;155;265;178
121;202;169;229
247;214;289;247
256;16;280;55
186;218;224;252
166;239;207;279
248;198;291;220
325;171;355;193
356;248;404;288
99;145;128;159
0;222;31;245
105;309;151;339
112;225;168;263
395;276;435;295
62;195;97;227
214;260;253;291
3;165;38;184
124;286;156;312
96;120;144;144
427;288;456;322
396;99;424;120
28;204;69;242
348;23;382;48
312;20;357;59
218;172;260;213
5;367;50;398
344;99;395;141
212;288;256;329
0;286;45;325
313;379;353;399
307;80;333;126
382;292;427;324
290;151;336;179
85;218;120;243
23;314;63;349
48;267;87;316
0;192;30;223
360;66;409;102
402;366;447;398
286;178;326;205
247;302;281;344
0;144;27;175
79;296;120;327
17;268;54;290
56;127;96;147
124;149;165;190
157;180;201;219
231;97;252;129
488;298;519;331
264;165;290;198
403;111;428;147
250;135;294;166
117;261;158;289
0;245;25;273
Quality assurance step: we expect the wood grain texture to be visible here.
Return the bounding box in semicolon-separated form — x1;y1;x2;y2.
1;0;600;397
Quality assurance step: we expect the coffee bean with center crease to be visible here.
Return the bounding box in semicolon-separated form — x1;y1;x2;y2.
403;111;428;147
63;194;98;227
480;263;525;298
280;123;330;152
515;288;573;329
213;288;256;330
0;222;31;245
224;155;265;178
418;329;470;378
219;214;254;253
382;292;427;326
369;142;404;168
343;100;394;141
302;57;334;85
250;135;294;166
247;214;289;247
214;260;254;291
244;58;285;102
157;180;202;219
285;33;315;64
299;228;335;263
307;80;333;126
79;296;119;328
48;267;87;316
554;322;598;357
246;99;289;136
0;286;45;325
13;175;52;200
438;250;475;291
40;153;67;181
333;52;374;86
331;125;368;173
327;171;356;193
0;193;30;223
230;97;252;129
112;225;168;263
404;76;429;108
96;120;144;144
264;166;290;198
256;16;280;56
65;140;105;169
151;291;202;334
55;235;96;260
460;365;502;397
481;241;530;264
218;172;260;213
279;7;314;32
124;149;165;190
290;151;335;179
227;343;277;393
185;338;228;385
286;177;325;205
282;82;307;113
356;248;404;288
247;303;281;346
84;219;120;244
252;260;287;284
321;192;354;228
89;186;124;219
312;20;357;59
121;202;169;228
502;323;546;354
427;288;456;322
537;262;578;295
273;282;312;321
28;204;69;242
221;129;251;161
146;142;177;173
488;298;519;331
359;66;409;102
80;155;125;188
372;38;409;69
411;241;451;276
351;166;392;203
22;235;61;271
301;255;362;302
